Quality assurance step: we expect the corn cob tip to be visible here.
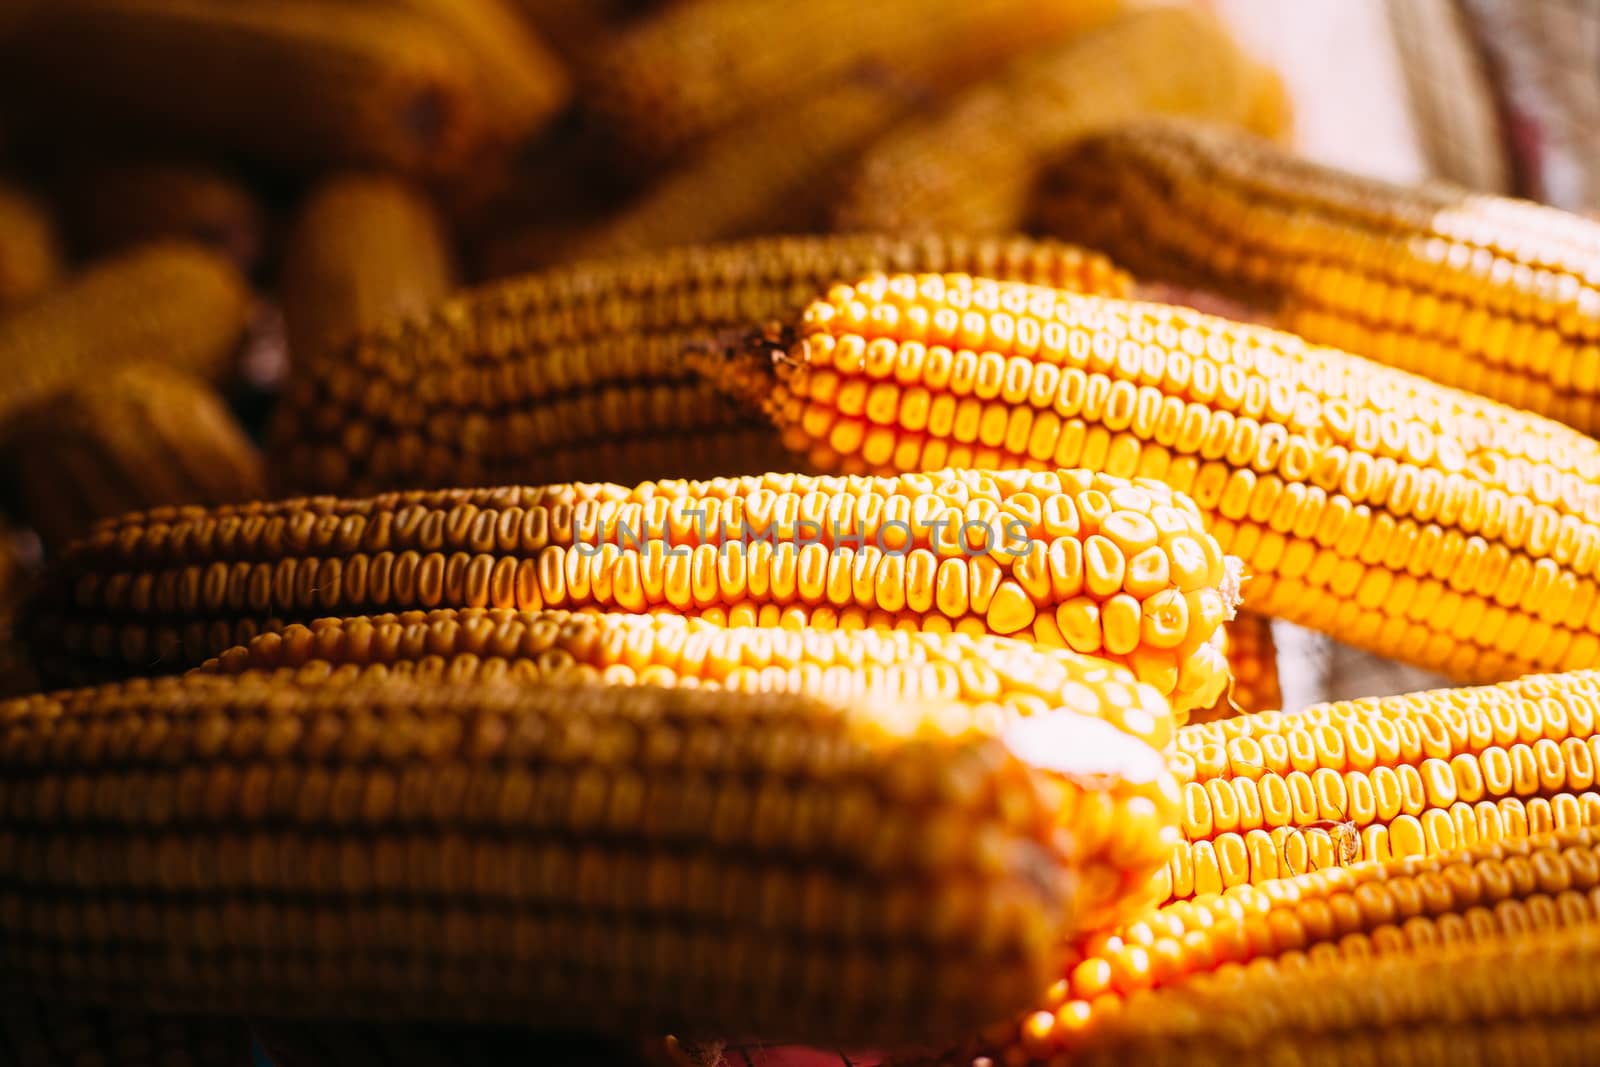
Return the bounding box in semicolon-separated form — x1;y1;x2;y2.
680;320;794;418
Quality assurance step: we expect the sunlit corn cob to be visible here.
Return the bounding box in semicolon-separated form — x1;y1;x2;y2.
1059;925;1600;1067
280;173;456;367
270;234;1129;495
1;363;267;549
556;67;922;263
3;0;492;177
199;607;1181;752
1189;613;1281;725
916;823;1600;1065
334;0;569;147
1157;669;1600;903
714;272;1600;684
26;467;1237;715
56;161;264;274
1034;119;1600;435
832;6;1263;235
0;673;1176;1045
0;181;62;308
581;0;1120;167
0;242;251;428
0;1003;249;1067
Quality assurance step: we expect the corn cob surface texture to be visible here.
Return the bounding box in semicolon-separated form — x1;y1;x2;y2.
2;0;493;177
3;362;267;550
269;234;1129;495
1034;119;1600;436
0;525;38;700
0;181;62;309
907;823;1600;1064
0;1003;250;1067
0;241;251;429
26;467;1236;715
580;0;1120;166
728;272;1600;684
56;160;264;274
255;1023;657;1067
0;674;1175;1045
280;172;457;368
1190;612;1281;725
1158;669;1600;904
832;6;1264;236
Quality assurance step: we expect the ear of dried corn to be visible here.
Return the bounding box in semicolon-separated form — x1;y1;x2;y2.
581;0;1121;167
0;180;62;307
722;272;1600;685
26;467;1237;715
0;673;1178;1045
831;7;1266;235
269;234;1128;495
2;0;493;177
0;241;251;428
1189;612;1281;725
1034;120;1600;435
1;362;267;550
56;161;264;274
280;173;456;367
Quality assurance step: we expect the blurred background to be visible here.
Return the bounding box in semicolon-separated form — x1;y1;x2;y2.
0;0;1587;711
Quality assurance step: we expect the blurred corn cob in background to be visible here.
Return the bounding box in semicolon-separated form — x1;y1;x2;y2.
580;0;1121;168
0;673;1177;1045
0;1004;251;1067
54;160;266;275
270;235;1128;495
0;180;62;307
1191;612;1281;724
1035;119;1600;435
0;242;252;427
0;363;267;549
257;1024;658;1067
703;272;1600;685
508;0;651;60
0;523;38;698
24;467;1238;714
833;6;1268;235
280;172;457;366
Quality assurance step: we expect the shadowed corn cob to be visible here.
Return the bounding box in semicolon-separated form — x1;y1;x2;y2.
26;467;1237;714
270;234;1129;495
256;1024;656;1067
1034;120;1600;435
580;0;1120;167
508;0;643;59
0;1003;250;1066
0;242;251;428
1157;669;1600;903
0;181;62;308
911;824;1600;1064
280;173;456;367
1190;613;1281;725
1;363;267;549
56;161;264;274
0;525;37;700
832;6;1264;235
198;607;1181;751
2;0;492;177
556;67;923;263
711;272;1600;684
0;674;1176;1045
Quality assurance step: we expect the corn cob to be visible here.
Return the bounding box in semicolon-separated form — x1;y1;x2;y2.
331;0;569;148
713;271;1600;684
580;0;1120;167
2;363;267;550
256;1023;656;1067
556;67;923;263
269;234;1129;495
914;823;1600;1065
0;241;251;429
0;525;37;700
1157;669;1600;904
0;180;62;308
0;673;1177;1045
199;607;1181;752
55;161;264;274
280;173;456;367
0;1003;250;1066
2;0;492;177
26;467;1236;714
1033;119;1600;435
1190;613;1281;725
508;0;642;59
831;7;1264;236
1242;63;1294;144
